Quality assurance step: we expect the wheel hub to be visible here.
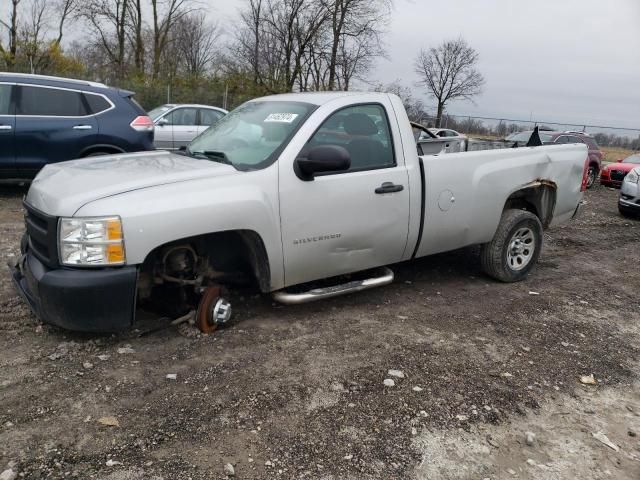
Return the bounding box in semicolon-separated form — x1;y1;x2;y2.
506;227;535;271
211;298;232;326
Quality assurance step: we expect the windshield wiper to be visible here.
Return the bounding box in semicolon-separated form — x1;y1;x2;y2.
187;149;233;166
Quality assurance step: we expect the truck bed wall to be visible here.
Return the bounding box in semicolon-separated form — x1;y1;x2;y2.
414;143;587;258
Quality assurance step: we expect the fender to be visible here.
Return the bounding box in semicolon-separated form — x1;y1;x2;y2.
74;167;285;291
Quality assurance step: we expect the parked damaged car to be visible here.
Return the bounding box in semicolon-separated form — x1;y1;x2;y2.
601;154;640;188
11;92;589;333
619;166;640;217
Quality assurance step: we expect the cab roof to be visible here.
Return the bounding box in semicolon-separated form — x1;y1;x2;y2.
252;91;385;106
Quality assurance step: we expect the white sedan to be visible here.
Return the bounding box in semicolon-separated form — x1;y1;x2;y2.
428;128;467;139
149;104;228;150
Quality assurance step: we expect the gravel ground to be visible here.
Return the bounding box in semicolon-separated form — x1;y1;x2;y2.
0;185;639;479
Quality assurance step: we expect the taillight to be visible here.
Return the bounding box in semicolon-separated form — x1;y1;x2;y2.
130;115;154;132
580;159;590;192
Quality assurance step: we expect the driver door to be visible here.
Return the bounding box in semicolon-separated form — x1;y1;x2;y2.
278;101;410;287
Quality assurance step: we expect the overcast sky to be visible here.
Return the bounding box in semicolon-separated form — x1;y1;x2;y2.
210;0;640;131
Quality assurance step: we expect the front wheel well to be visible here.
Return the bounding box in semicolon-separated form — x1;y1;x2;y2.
137;230;271;312
80;145;125;157
504;182;557;229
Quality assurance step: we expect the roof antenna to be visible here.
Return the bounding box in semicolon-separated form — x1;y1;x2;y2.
526;126;543;147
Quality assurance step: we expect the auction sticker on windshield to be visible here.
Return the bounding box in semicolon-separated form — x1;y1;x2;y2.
264;113;299;123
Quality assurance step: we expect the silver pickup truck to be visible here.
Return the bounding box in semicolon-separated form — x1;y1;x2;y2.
11;92;589;333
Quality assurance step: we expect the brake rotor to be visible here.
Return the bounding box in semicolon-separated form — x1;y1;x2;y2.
196;286;232;333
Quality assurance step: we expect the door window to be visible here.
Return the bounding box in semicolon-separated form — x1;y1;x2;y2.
18;86;86;116
164;108;198;126
0;85;11;115
200;109;224;126
554;135;570;144
306;104;395;172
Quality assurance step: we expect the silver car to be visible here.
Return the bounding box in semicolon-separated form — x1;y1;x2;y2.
148;104;228;150
619;166;640;217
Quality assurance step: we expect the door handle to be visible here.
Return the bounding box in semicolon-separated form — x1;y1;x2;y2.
0;125;12;130
375;182;404;194
73;125;92;130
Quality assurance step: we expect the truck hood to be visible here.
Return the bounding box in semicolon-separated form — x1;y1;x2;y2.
26;150;238;216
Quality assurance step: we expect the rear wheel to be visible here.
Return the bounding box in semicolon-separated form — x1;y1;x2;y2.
480;209;543;282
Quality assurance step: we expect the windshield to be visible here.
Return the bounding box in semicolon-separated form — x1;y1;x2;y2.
506;131;554;142
148;105;173;120
187;101;315;170
623;155;640;163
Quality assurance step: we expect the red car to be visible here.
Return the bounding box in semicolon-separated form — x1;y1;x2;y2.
600;154;640;188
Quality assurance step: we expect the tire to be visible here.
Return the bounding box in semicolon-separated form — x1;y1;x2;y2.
84;151;112;157
480;209;543;283
586;166;597;189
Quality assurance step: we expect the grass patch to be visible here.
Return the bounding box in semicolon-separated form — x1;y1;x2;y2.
601;146;638;163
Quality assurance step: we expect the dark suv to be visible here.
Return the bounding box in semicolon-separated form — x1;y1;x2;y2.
0;73;154;181
506;130;603;188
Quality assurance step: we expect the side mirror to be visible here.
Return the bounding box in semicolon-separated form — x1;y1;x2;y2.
294;145;351;181
178;145;187;152
617;158;623;162
156;117;169;126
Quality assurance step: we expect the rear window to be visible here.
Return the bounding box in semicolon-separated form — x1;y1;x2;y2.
84;93;111;114
18;85;87;116
148;105;173;120
125;96;146;114
582;137;599;148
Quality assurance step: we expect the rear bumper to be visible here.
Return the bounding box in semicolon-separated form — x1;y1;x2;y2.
10;251;137;333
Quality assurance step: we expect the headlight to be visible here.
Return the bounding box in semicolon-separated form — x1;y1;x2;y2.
59;217;126;266
626;170;639;184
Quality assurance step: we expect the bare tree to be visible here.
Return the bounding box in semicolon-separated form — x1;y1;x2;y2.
125;0;144;73
80;0;130;81
150;0;194;79
175;13;221;77
320;0;390;91
334;26;383;90
20;0;49;73
373;80;427;122
54;0;79;45
231;0;326;93
414;37;485;127
0;0;22;69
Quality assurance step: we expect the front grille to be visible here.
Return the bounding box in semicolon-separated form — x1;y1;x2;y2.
24;202;59;268
610;170;626;182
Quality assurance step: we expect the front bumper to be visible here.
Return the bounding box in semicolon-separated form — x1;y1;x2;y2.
619;197;640;211
10;251;137;333
620;181;640;211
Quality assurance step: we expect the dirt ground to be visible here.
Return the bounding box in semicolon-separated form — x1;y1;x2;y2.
1;185;639;480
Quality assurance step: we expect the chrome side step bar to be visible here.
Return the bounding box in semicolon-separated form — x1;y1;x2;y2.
272;267;394;305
